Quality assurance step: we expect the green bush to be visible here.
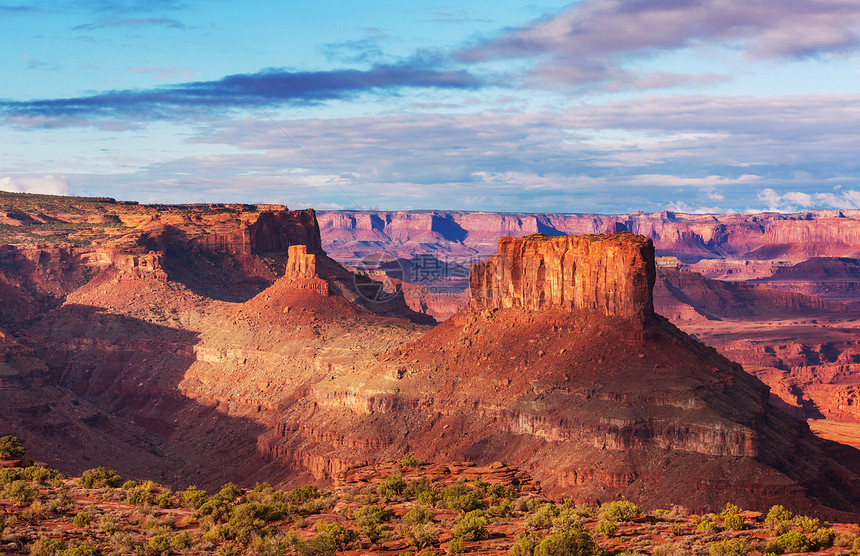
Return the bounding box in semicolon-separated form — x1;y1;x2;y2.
770;531;813;553
180;485;208;509
720;503;741;517
708;537;749;556
793;515;819;533
3;479;37;504
23;466;61;485
808;527;836;549
315;522;359;550
0;435;25;460
509;531;541;556
697;520;719;535
533;529;605;556
599;500;642;522
354;504;393;545
30;537;65;556
78;467;123;489
551;508;583;533
73;512;94;528
723;513;745;531
153;488;174;508
296;534;338;556
378;472;407;498
525;503;560;530
452;510;489;541
765;505;793;534
488;498;513;518
404;522;439;549
594;517;618;537
60;546;99;556
442;481;483;512
400;453;422;467
403;506;435;526
446;537;466;555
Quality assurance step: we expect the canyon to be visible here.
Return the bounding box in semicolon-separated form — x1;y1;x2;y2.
1;193;860;519
320;210;860;453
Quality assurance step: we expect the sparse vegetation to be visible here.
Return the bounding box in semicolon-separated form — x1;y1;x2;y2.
0;435;26;460
0;458;854;556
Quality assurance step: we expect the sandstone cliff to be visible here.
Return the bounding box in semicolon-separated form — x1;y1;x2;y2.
469;233;655;326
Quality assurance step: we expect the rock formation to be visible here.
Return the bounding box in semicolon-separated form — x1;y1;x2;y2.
3;193;860;518
469;233;655;326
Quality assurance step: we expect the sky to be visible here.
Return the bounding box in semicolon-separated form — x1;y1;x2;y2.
1;0;860;214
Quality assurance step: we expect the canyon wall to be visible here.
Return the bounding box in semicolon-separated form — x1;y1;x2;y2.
319;209;860;272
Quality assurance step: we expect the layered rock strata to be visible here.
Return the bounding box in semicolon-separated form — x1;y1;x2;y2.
469;233;655;325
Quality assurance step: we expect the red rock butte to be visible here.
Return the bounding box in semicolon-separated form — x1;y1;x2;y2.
469;232;655;326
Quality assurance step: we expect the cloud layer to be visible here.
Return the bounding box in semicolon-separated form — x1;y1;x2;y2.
457;0;860;88
0;59;483;126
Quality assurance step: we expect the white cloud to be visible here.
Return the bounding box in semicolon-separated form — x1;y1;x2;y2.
0;175;71;196
757;187;860;212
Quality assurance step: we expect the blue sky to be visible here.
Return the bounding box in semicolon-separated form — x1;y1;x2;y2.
1;0;860;213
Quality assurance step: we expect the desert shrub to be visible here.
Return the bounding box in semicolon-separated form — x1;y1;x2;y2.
708;537;750;556
378;472;407;498
214;482;244;502
452;510;489;541
314;522;359;550
296;533;338;556
122;480;138;490
405;477;434;500
599;500;642;522
197;496;234;523
533;529;604;556
594;517;618;537
697;520;719;535
551;507;583;532
180;485;208;509
446;537;466;554
652;543;686;556
60;545;99;556
125;481;155;506
793;515;820;533
442;481;483;512
286;484;319;503
47;492;75;515
3;479;37;504
354;504;394;544
0;435;25;460
73;512;94;528
78;467;123;488
808;527;836;549
723;513;745;531
403;505;435;526
720;503;742;517
22;500;49;521
23;466;60;486
30;537;64;556
488;498;513;518
146;533;174;555
765;505;793;534
509;531;541;556
153;488;174;508
401;453;422;468
770;531;813;553
525;503;560;530
517;497;545;514
404;522;439;549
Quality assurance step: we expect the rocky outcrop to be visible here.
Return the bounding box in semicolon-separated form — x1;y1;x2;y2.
469;233;655;326
282;245;329;295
